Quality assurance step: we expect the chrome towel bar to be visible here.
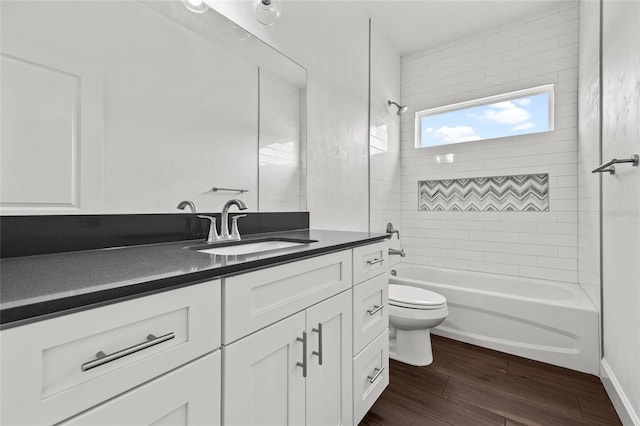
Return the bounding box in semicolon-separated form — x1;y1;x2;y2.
592;154;639;175
211;186;249;193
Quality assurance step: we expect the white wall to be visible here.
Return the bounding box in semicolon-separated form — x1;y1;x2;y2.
398;3;580;283
1;1;258;213
577;1;602;313
209;0;371;231
369;21;402;262
600;0;640;422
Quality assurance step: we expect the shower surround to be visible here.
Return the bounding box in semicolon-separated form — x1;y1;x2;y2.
398;2;580;283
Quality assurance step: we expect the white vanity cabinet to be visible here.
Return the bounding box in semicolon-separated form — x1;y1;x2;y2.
223;241;390;426
1;238;389;426
223;250;353;426
0;280;222;426
224;291;352;426
351;240;390;424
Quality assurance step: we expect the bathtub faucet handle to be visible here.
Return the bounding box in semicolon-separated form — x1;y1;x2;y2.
389;248;405;257
386;222;400;239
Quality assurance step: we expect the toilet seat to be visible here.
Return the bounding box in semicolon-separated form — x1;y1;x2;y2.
389;284;447;310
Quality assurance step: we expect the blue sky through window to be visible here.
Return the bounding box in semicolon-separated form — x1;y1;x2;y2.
419;92;550;147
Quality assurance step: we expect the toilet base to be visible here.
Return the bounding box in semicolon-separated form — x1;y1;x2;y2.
388;326;434;366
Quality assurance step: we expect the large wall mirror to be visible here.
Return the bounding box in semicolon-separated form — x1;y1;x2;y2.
0;0;307;214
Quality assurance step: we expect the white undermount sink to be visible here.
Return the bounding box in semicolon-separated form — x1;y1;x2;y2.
196;239;312;256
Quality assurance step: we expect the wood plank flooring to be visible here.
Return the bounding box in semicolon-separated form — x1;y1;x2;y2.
360;336;621;426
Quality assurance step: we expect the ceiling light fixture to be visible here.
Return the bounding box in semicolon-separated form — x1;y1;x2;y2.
182;0;209;14
256;0;281;26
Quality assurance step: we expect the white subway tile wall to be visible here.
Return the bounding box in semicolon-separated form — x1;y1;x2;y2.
398;2;580;283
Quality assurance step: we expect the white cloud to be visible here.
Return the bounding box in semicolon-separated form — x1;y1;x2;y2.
491;101;515;110
514;98;531;106
473;100;530;125
512;122;535;131
428;125;483;144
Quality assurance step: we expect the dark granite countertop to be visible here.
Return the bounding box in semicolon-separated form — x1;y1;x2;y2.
0;229;388;328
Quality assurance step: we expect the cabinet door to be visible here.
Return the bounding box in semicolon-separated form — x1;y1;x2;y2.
223;312;306;426
353;273;389;355
59;351;220;426
306;291;353;426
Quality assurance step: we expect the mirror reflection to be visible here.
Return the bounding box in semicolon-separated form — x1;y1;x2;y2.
0;0;307;214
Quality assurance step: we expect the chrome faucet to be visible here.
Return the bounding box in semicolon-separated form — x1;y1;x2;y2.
177;200;196;213
220;199;248;240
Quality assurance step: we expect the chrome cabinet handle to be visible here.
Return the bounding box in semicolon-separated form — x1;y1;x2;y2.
81;332;175;372
367;367;385;384
312;323;323;365
367;305;384;316
296;331;307;378
366;258;384;265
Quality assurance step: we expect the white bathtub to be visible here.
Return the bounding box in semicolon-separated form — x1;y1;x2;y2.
389;264;600;374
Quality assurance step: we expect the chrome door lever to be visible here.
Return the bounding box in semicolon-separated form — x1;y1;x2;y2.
296;331;307;378
312;323;323;365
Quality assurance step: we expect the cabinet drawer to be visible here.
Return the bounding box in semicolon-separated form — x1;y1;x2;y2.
59;351;220;425
353;329;389;425
353;273;388;355
352;240;389;284
1;281;220;426
223;250;352;343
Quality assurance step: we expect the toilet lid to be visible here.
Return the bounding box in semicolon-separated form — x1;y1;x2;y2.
388;284;447;309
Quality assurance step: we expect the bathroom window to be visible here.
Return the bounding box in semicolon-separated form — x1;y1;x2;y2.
415;85;554;148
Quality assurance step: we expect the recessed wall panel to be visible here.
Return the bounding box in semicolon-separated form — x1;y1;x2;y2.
1;55;78;207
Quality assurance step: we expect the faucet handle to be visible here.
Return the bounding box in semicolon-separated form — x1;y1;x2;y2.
197;215;220;243
386;222;400;239
230;214;247;241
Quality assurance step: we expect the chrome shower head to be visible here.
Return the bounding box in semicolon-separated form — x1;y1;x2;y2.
388;100;408;116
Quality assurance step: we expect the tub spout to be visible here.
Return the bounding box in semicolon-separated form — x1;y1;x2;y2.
389;248;405;257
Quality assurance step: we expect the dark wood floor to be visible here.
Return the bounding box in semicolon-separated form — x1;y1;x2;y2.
360;336;621;426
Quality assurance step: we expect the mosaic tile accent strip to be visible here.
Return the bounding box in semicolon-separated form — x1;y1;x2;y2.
418;174;549;212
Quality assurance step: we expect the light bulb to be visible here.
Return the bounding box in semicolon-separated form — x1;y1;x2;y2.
256;0;281;26
182;0;208;14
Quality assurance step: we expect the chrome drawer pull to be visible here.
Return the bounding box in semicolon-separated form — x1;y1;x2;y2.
81;332;175;372
312;323;323;365
366;258;384;266
367;367;385;384
367;305;384;316
297;331;307;378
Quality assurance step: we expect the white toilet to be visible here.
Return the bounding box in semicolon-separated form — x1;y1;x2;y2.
388;284;449;366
